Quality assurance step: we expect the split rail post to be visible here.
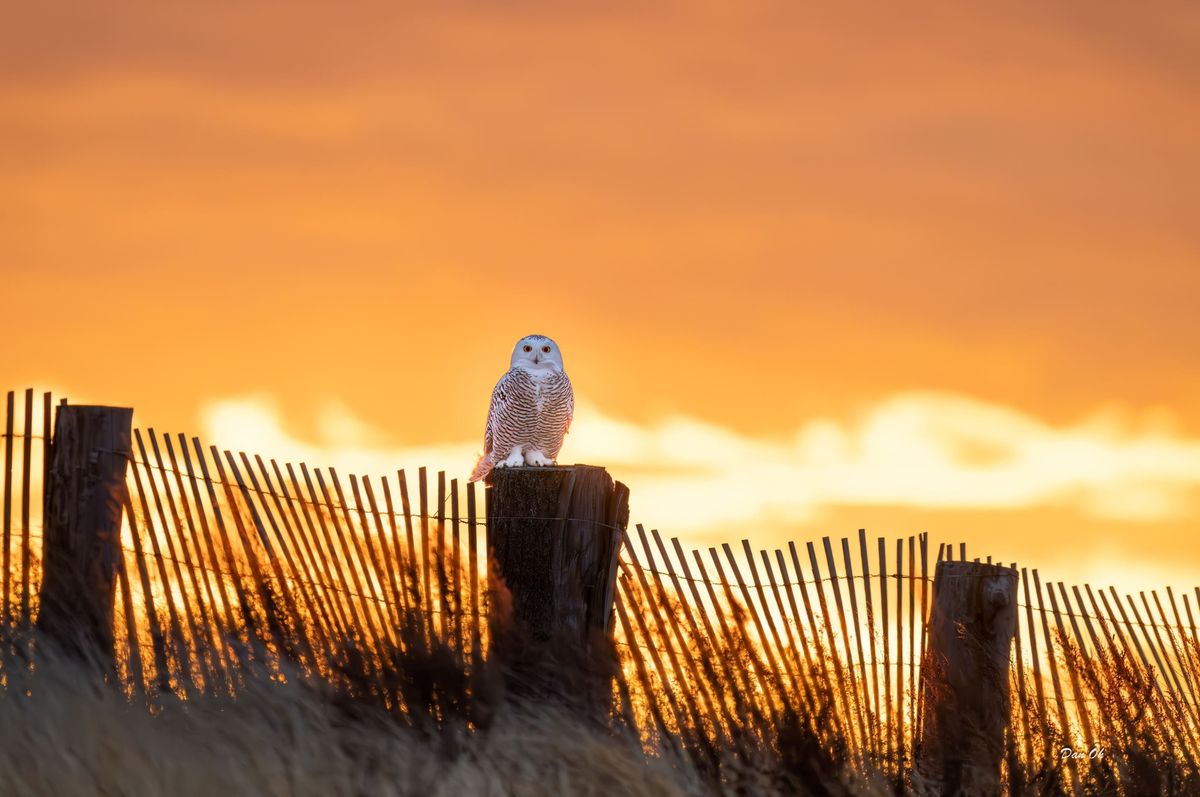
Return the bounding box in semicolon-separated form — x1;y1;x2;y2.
36;405;134;673
917;560;1018;797
486;465;629;702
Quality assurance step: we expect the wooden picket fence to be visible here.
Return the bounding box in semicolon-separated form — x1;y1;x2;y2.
2;388;1199;786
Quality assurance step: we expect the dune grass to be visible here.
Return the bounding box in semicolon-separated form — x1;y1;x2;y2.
0;620;882;797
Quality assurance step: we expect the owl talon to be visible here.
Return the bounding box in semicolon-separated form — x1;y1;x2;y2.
498;448;525;469
525;450;552;467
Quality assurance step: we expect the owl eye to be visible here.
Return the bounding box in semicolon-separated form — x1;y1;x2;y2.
541;345;551;353
523;345;532;353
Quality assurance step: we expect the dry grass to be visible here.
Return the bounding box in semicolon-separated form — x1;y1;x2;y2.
0;617;883;797
6;621;1197;795
1001;637;1200;797
0;634;695;797
9;567;1198;796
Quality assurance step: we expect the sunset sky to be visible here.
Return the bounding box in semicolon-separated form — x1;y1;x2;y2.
3;2;1198;592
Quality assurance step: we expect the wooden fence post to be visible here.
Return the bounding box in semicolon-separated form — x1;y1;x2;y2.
486;465;629;697
917;560;1018;796
36;406;133;671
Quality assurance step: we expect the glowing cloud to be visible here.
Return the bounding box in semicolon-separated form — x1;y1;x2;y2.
200;390;1200;537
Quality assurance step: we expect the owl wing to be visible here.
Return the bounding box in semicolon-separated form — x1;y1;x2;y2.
483;369;519;458
563;373;574;436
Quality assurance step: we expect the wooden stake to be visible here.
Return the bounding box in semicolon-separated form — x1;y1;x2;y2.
917;560;1018;797
36;405;133;672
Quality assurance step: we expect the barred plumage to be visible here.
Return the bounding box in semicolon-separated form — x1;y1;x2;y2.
470;335;574;483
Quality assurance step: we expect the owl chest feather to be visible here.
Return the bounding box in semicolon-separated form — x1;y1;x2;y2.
492;369;571;453
531;377;548;414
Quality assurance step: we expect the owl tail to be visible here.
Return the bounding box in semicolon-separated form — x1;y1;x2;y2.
469;452;495;484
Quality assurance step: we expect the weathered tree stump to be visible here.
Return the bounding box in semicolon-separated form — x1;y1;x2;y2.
36;405;133;671
486;465;629;701
918;560;1018;797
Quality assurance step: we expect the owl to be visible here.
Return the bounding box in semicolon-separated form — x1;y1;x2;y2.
469;334;574;483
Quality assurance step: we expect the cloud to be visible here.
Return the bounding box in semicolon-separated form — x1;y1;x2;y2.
200;390;1200;537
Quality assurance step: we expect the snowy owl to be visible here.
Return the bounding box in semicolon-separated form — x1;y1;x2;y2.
469;334;574;483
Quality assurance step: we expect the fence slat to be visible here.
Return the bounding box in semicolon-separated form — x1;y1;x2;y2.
213;448;297;672
1100;587;1197;767
839;536;873;759
807;540;862;766
114;531;146;697
615;566;696;751
695;547;781;729
776;546;844;749
315;468;390;662
1020;568;1049;760
467;481;480;669
877;537;894;775
380;475;412;619
857;529;881;756
436;471;448;643
396;470;417;602
152;433;229;692
613;591;679;757
621;544;712;753
651;530;743;749
1069;583;1128;741
1011;564;1033;771
19;389;32;625
293;464;387;694
717;544;790;729
451;479;462;653
276;460;353;645
418;467;432;641
894;537;905;772
634;526;726;747
133;430;205;695
2;391;12;628
228;451;321;672
41;389;51;550
1166;588;1200;703
147;432;221;688
675;536;770;744
297;464;372;661
361;475;405;634
1033;569;1081;793
250;454;337;671
1052;583;1104;744
907;535;916;740
760;547;827;744
1135;592;1200;737
1151;589;1200;721
193;442;270;668
395;470;424;644
174;435;248;676
741;539;811;718
326;469;393;650
128;449;194;697
915;534;932;742
349;474;399;632
1081;584;1139;740
821;536;868;767
348;473;404;653
122;487;172;694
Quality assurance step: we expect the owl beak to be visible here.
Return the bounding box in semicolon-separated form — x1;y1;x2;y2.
533;354;541;364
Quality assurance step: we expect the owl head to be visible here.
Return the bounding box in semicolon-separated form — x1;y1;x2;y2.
510;334;564;372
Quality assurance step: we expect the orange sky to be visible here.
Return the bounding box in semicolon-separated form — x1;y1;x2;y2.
2;2;1198;592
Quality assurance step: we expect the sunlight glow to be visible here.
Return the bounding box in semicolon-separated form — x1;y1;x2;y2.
202;390;1200;532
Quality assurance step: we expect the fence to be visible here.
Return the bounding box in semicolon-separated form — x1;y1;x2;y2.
2;387;1199;789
